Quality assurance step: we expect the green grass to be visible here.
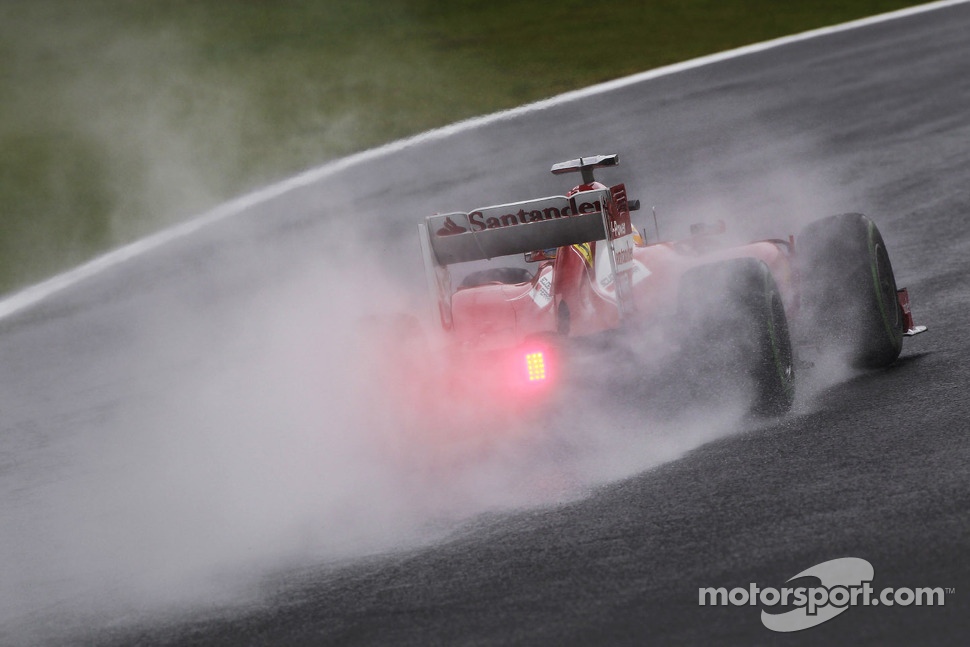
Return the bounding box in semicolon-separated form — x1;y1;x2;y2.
0;0;929;295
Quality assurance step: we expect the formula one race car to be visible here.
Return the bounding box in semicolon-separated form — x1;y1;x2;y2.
416;154;926;416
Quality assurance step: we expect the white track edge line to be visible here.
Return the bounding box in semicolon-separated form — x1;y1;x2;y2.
1;0;966;321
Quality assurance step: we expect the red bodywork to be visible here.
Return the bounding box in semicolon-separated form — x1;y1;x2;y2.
449;225;796;344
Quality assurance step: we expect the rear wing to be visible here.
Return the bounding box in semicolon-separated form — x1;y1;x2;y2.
418;185;637;329
422;190;612;265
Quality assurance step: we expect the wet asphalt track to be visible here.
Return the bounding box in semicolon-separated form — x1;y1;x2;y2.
3;2;970;645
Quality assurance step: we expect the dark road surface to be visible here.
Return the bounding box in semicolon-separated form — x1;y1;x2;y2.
2;2;969;645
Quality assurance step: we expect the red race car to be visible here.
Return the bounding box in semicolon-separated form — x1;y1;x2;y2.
416;154;925;416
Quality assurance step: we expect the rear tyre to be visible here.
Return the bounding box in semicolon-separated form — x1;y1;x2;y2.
796;213;903;368
678;258;795;416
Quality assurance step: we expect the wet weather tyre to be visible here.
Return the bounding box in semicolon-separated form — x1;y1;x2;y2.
796;213;904;368
679;258;795;417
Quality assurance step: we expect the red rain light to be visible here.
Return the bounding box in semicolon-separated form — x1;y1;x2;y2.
525;351;547;381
